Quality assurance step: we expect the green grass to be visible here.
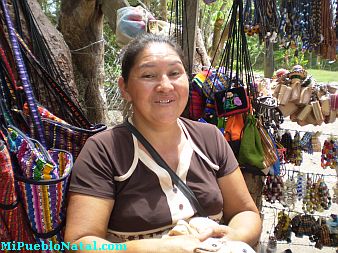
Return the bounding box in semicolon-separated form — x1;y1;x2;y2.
254;69;337;83
306;69;337;83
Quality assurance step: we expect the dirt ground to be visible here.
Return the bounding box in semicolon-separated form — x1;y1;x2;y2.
258;118;338;253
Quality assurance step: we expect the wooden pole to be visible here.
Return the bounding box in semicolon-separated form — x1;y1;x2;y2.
264;40;274;78
182;0;199;78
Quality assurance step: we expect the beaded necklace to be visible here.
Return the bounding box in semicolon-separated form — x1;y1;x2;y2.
299;0;312;50
309;0;322;49
319;0;337;60
336;0;338;38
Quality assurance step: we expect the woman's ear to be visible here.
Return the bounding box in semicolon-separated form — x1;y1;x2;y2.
118;77;132;102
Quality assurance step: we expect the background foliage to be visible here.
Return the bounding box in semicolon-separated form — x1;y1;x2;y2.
37;0;337;81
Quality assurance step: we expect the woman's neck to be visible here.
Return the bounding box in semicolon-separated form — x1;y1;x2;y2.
131;116;183;148
130;116;188;170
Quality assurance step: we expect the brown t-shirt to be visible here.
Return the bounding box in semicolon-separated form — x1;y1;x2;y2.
69;117;238;237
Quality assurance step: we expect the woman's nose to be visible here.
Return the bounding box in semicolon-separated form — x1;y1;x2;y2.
156;75;174;91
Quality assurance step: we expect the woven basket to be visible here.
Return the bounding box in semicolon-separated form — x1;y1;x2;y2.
15;149;72;253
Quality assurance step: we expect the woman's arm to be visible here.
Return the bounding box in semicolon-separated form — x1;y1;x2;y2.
64;193;203;253
217;167;262;246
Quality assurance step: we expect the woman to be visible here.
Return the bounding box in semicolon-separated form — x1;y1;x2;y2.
64;33;262;252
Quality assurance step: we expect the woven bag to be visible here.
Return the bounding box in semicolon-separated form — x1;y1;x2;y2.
0;140;36;251
23;104;106;159
8;126;73;252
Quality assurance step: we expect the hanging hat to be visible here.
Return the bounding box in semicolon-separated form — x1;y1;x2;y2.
275;68;289;79
288;65;307;80
292;65;303;72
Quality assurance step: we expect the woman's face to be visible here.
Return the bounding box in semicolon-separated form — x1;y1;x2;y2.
119;42;189;127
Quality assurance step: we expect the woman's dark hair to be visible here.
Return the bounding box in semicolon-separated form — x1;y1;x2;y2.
120;33;186;82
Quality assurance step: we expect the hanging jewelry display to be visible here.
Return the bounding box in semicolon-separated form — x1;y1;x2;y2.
333;182;338;204
283;173;297;209
274;211;292;243
243;0;279;42
291;131;302;166
336;0;338;38
263;175;285;204
321;137;338;169
309;0;322;50
302;175;315;214
280;131;293;163
315;177;331;211
291;214;320;237
243;0;260;36
296;172;306;201
299;132;314;154
278;0;300;49
319;0;337;61
299;0;312;50
311;132;322;152
314;218;333;249
270;210;338;247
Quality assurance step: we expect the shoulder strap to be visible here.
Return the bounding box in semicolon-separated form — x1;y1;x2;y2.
124;120;207;217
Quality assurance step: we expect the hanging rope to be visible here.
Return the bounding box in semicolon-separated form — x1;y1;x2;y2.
0;0;46;146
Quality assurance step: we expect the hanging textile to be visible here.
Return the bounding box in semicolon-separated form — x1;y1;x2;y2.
0;0;107;251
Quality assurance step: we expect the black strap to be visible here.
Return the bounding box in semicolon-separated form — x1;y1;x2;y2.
0;200;19;210
124;120;207;217
31;219;66;239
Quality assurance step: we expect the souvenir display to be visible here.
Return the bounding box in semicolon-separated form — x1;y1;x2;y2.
272;66;338;126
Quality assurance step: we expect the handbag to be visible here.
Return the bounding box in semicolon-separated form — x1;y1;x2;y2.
7;125;73;250
23;103;106;159
124;120;207;217
116;6;155;46
224;113;245;158
0;139;37;248
238;114;265;170
202;70;229;100
214;81;250;117
256;119;278;170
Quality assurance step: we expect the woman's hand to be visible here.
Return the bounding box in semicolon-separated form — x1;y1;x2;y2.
196;224;239;242
159;235;202;253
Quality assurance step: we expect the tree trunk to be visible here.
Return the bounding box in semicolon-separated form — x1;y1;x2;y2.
193;28;211;73
208;3;227;60
159;0;167;21
203;8;212;49
198;4;204;30
182;0;199;78
264;40;274;78
211;22;230;66
58;0;106;124
27;0;76;95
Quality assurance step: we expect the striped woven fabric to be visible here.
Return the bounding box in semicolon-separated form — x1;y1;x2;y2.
202;70;229;100
5;125;73;252
8;126;58;180
15;148;72;253
23;103;68;125
37;119;106;160
24;104;106;159
0;140;36;252
192;70;208;90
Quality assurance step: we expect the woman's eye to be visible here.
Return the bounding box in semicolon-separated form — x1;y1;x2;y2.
142;74;155;79
170;71;180;77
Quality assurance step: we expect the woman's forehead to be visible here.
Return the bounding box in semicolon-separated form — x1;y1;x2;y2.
137;43;180;60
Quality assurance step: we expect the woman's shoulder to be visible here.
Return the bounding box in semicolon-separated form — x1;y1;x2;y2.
179;117;219;137
85;122;132;148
